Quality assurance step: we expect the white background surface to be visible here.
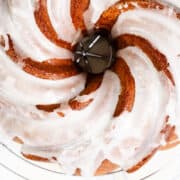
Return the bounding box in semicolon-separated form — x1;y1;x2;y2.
0;140;180;180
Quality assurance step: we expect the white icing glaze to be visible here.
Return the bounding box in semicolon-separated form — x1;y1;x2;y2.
84;0;119;30
111;6;180;131
0;48;86;105
0;0;180;176
164;0;180;8
6;0;72;60
111;47;173;169
47;0;81;44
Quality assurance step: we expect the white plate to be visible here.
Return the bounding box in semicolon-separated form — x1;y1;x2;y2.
0;137;180;180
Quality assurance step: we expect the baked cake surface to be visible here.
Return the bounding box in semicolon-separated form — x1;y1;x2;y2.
0;0;180;176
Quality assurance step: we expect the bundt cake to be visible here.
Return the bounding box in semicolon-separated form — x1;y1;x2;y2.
0;0;180;176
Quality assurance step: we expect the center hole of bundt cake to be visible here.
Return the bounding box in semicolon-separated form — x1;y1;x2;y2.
74;29;116;74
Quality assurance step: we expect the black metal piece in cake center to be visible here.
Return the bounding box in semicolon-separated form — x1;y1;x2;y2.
74;29;115;74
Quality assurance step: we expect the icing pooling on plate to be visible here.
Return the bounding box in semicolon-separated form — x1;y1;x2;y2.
0;0;180;176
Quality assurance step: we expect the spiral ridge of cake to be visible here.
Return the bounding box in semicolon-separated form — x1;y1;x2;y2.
0;0;180;176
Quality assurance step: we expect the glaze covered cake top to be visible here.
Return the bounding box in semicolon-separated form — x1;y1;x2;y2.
0;0;180;176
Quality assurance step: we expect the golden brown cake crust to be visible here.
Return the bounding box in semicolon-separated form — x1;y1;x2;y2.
4;35;79;80
36;104;61;112
115;34;175;85
70;0;90;33
112;57;135;116
34;0;72;49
